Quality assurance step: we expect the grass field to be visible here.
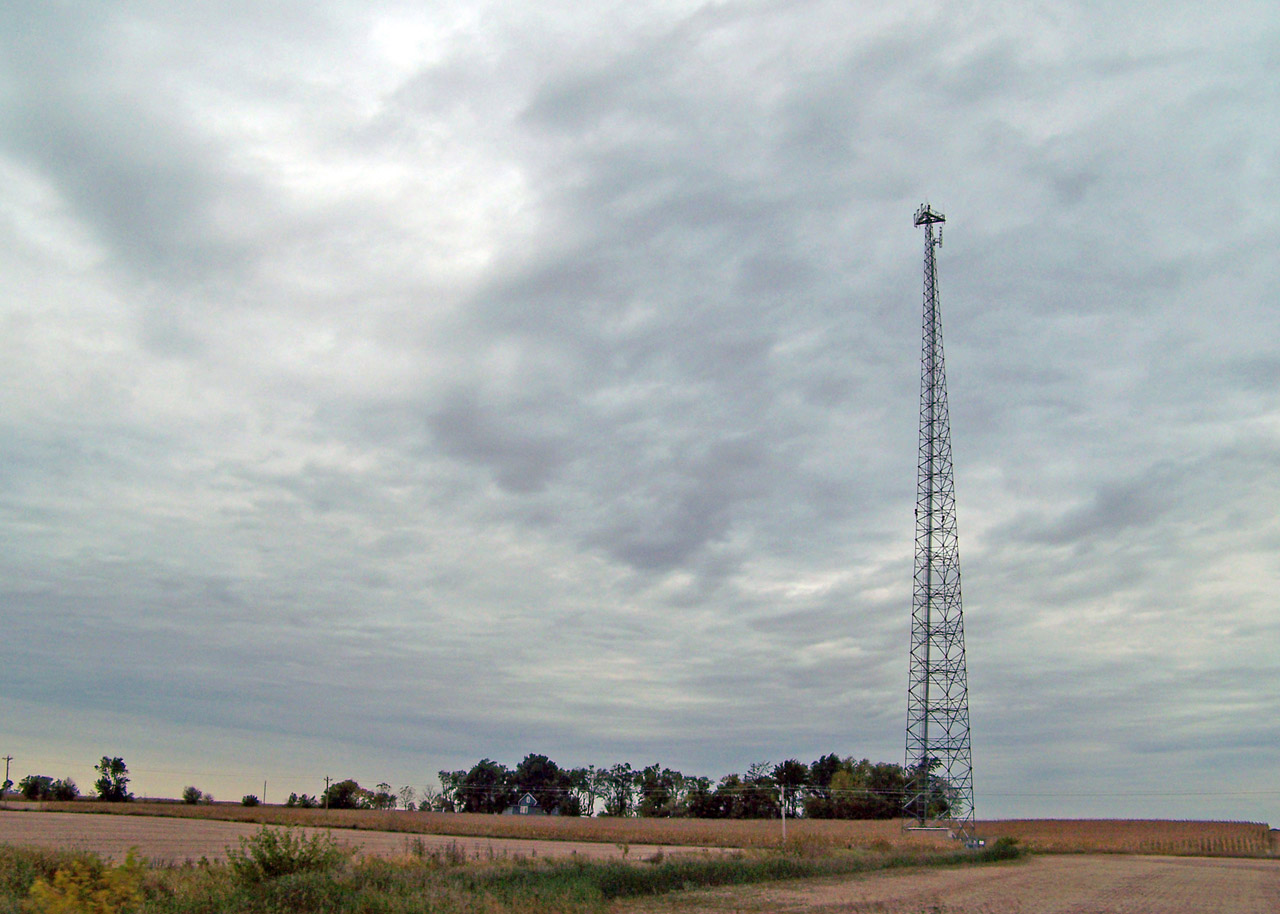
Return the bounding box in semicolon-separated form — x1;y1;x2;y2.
3;800;1275;858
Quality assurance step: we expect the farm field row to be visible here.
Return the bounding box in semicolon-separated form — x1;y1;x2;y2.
2;800;1275;857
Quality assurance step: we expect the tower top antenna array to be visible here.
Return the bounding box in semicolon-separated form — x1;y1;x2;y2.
913;203;945;226
904;203;975;837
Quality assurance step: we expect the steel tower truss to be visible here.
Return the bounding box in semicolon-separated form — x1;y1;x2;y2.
904;204;974;836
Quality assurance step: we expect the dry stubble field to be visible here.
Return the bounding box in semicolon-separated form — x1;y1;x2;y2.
3;801;1275;857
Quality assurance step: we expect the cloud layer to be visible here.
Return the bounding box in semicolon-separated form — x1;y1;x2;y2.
1;0;1277;820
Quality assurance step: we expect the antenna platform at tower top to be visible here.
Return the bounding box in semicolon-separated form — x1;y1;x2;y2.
914;204;945;226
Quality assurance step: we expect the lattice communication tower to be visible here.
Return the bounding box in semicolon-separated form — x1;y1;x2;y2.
903;203;974;836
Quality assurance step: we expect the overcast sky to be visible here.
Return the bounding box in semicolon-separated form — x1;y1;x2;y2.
2;0;1277;822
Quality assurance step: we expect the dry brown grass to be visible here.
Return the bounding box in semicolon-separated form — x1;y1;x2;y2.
1;801;939;851
3;801;1273;858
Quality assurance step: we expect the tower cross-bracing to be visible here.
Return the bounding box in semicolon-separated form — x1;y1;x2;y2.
904;203;975;836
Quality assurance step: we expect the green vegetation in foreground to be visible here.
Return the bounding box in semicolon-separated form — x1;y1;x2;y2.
0;828;1024;914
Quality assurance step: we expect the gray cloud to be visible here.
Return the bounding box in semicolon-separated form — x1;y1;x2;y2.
0;0;1277;821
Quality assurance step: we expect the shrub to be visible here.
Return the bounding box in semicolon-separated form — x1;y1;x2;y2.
26;849;143;914
983;836;1023;861
181;786;203;805
240;795;260;807
0;846;104;900
225;827;351;883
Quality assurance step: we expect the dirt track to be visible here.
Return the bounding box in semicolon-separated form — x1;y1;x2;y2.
0;810;685;864
621;853;1280;914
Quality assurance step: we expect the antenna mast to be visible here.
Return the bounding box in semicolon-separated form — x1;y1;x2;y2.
904;203;975;836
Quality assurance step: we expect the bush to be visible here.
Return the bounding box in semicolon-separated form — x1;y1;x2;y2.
982;836;1023;861
226;827;351;883
0;846;104;900
26;850;143;914
181;786;203;805
240;795;260;807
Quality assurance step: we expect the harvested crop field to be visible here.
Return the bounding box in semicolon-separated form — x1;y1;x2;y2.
0;810;700;864
6;802;1272;857
620;853;1280;914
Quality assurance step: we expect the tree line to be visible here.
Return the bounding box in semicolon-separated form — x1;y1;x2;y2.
2;752;950;819
434;753;949;819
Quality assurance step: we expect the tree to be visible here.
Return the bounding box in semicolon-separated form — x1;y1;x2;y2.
241;794;260;806
737;762;780;819
513;753;578;814
903;756;950;820
773;759;808;819
803;756;908;819
323;779;369;810
636;764;686;817
436;770;464;812
93;757;131;802
50;778;79;801
566;766;599;817
711;773;744;818
684;776;718;818
370;782;397;810
599;763;636;817
19;775;54;801
458;759;514;814
397;785;417;811
419;783;442;812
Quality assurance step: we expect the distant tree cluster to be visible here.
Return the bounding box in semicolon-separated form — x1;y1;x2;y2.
282;780;419;811
17;775;79;802
437;755;585;816
8;755;133;804
434;752;945;819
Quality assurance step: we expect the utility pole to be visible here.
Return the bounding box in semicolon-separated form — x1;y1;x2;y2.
2;755;12;797
904;204;975;838
324;776;331;810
